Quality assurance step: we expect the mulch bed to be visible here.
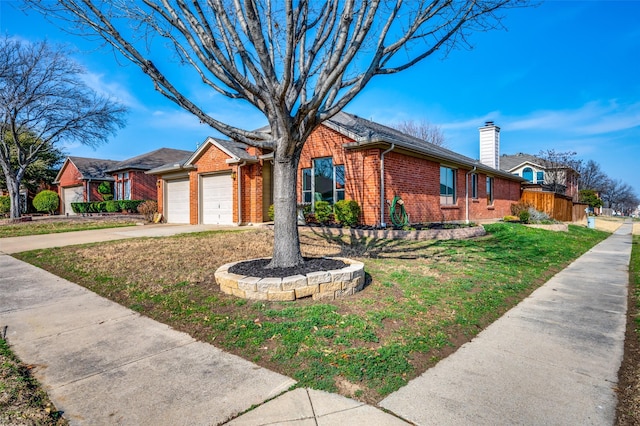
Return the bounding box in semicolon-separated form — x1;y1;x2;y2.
229;257;348;278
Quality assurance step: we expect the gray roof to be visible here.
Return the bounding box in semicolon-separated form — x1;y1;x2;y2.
67;156;119;181
500;153;549;172
327;112;523;181
107;148;193;173
214;139;257;162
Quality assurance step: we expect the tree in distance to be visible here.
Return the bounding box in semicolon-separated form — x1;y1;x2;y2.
0;37;127;219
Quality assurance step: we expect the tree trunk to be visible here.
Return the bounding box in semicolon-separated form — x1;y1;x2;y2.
5;174;22;219
268;152;304;268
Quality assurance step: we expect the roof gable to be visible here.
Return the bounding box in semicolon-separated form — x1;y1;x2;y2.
55;156;119;183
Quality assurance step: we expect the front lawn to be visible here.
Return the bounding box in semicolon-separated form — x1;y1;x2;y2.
0;216;140;238
15;223;608;403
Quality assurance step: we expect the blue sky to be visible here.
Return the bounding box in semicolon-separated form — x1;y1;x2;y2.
1;1;639;197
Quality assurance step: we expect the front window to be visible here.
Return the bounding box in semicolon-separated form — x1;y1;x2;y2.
302;168;312;203
115;172;130;200
335;164;345;202
303;158;346;207
440;166;456;205
471;173;478;199
486;176;494;205
536;171;544;183
522;167;533;182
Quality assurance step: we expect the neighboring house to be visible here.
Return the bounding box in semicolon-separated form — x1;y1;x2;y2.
54;156;119;215
500;153;580;201
106;148;192;201
148;114;524;226
55;148;191;215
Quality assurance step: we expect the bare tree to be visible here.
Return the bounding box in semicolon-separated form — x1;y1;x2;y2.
26;0;527;267
571;159;609;193
601;179;639;216
390;119;446;147
537;149;578;197
0;37;126;219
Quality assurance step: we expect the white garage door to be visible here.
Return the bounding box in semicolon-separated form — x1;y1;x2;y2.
63;186;84;215
165;179;190;224
201;174;233;224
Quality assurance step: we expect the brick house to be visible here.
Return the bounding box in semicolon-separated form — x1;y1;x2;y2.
149;113;524;225
55;148;191;215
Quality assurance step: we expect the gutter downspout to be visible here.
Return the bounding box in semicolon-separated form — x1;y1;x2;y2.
380;144;395;227
236;162;246;225
465;166;477;224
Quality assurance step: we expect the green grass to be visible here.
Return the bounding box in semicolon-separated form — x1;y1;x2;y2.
0;219;137;238
0;337;66;424
15;223;610;402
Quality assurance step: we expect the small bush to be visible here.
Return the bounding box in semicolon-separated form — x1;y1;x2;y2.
511;201;534;217
138;200;158;222
314;201;332;224
97;181;112;199
105;200;119;212
528;207;551;223
518;210;530;224
102;194;114;201
268;204;275;221
32;190;59;214
503;215;520;222
334;200;360;227
0;195;10;216
118;200;143;212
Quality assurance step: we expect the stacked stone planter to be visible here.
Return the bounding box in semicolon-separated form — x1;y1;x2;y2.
214;257;365;301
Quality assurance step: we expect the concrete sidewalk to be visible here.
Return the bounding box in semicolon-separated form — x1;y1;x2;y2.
380;222;632;425
0;222;633;425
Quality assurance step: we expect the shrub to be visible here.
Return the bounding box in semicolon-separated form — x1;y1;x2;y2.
503;215;520;222
97;181;112;199
314;201;332;224
105;200;119;212
137;200;158;222
32;190;59;214
268;204;275;221
518;210;530;224
71;202;88;214
528;207;551;223
118;200;144;212
102;194;114;201
334;200;360;227
511;201;533;217
0;195;10;216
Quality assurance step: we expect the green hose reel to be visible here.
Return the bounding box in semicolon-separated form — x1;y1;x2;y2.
389;195;409;227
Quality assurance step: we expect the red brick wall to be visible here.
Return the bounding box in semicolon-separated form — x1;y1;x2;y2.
129;171;158;201
56;162;84;200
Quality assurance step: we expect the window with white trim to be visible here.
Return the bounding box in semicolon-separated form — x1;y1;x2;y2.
440;166;456;205
302;158;346;207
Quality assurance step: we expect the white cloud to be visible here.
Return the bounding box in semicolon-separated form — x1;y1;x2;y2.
80;71;141;108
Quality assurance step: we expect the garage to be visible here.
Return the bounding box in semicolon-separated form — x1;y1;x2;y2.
63;186;84;215
201;173;233;224
165;179;190;224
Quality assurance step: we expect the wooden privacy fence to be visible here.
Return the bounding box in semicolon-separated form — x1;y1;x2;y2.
521;190;587;222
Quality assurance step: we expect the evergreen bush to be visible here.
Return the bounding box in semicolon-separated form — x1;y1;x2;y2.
32;190;59;214
0;196;10;216
314;200;332;224
334;200;360;227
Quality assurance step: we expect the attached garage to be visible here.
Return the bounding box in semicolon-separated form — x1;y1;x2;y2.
63;186;84;215
165;179;190;224
201;173;233;224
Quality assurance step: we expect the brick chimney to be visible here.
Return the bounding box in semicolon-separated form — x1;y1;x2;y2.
479;121;500;169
